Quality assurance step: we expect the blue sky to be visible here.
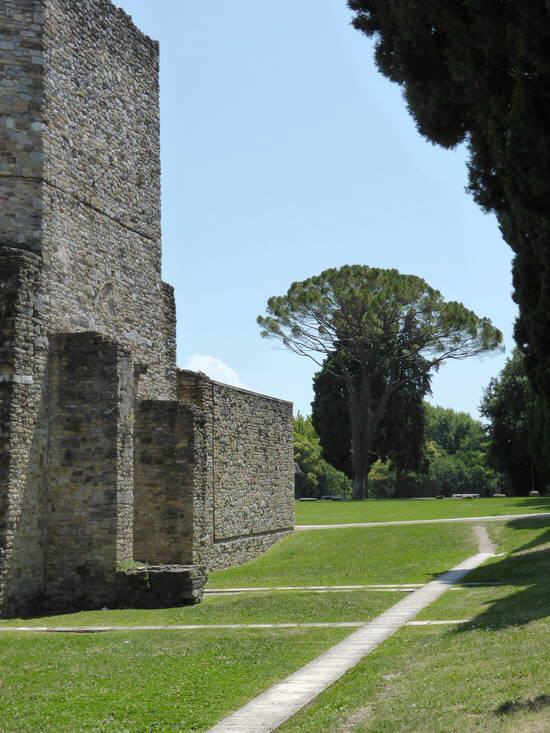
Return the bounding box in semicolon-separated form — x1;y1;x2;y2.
116;0;515;418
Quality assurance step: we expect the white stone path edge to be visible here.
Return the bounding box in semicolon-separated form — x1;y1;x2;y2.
0;620;470;633
208;536;495;732
297;510;550;531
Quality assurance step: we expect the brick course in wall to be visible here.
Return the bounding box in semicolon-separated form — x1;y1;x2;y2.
0;0;294;618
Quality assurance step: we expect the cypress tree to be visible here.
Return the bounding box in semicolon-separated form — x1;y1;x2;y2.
349;1;550;403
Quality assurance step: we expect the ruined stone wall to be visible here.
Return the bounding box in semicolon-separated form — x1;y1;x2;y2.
0;249;48;617
2;0;176;401
0;0;295;616
134;402;200;566
0;0;177;616
42;333;134;612
177;371;294;569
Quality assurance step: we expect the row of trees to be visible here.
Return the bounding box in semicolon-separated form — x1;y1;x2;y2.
366;404;497;498
294;403;500;500
303;346;550;498
296;360;549;499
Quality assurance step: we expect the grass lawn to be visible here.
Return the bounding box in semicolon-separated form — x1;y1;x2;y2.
0;522;476;731
209;523;477;588
0;590;401;628
3;516;548;731
418;515;550;625
295;495;550;525
281;622;550;733
0;627;349;733
281;515;550;732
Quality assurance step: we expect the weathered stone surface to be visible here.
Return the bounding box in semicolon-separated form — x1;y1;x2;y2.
0;248;47;618
116;565;207;608
134;401;202;566
0;0;294;619
177;370;295;569
42;333;134;612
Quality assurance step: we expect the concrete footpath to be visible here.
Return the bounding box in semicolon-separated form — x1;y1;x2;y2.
296;511;550;531
0;619;469;633
207;528;495;733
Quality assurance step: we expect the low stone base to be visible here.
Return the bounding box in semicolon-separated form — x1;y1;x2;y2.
208;529;293;570
116;565;207;608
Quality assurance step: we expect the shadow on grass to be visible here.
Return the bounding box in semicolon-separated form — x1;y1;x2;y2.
495;694;550;716
511;497;550;512
455;517;550;632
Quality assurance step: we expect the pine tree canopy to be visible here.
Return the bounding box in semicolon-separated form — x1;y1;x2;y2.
258;265;502;369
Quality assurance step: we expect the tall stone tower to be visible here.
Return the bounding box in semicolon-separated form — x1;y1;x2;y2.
0;0;294;619
0;0;179;615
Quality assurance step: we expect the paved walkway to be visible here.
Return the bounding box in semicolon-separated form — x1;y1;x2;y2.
296;511;550;531
207;528;495;733
0;619;469;633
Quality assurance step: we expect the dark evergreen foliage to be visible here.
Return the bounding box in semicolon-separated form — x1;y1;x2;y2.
348;1;550;404
480;349;549;494
311;350;430;478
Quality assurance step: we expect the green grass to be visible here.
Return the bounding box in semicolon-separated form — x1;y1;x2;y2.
281;622;550;733
418;516;550;625
295;496;550;525
281;515;550;732
4;515;548;731
209;523;477;588
0;522;476;731
0;590;401;628
0;627;349;733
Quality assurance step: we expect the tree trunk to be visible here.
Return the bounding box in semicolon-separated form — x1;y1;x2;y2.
350;420;374;500
352;473;368;500
345;362;398;501
345;373;370;500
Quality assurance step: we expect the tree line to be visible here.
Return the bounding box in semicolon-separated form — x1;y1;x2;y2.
295;352;548;500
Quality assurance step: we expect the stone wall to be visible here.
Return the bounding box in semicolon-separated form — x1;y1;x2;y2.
0;248;47;617
40;0;175;400
0;0;179;616
134;401;201;566
42;333;134;612
0;0;45;253
2;0;176;401
42;0;175;399
177;370;294;569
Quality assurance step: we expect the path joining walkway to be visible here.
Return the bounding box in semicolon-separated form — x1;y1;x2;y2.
207;526;495;733
296;510;550;531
